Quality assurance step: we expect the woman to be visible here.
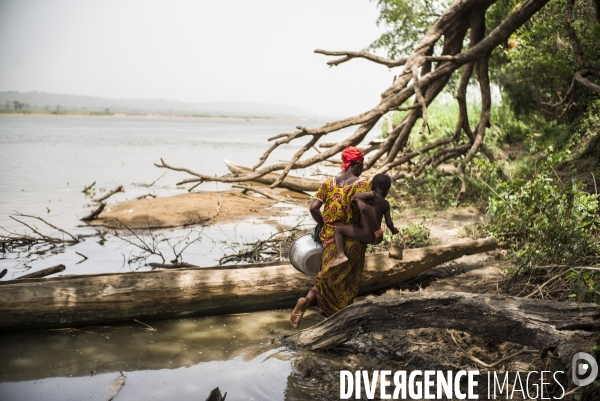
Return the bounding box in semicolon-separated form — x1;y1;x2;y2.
291;146;371;328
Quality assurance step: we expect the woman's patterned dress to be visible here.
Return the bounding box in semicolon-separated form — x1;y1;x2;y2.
311;177;371;317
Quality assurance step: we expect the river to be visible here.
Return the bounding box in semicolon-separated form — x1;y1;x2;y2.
0;114;376;400
0;114;375;277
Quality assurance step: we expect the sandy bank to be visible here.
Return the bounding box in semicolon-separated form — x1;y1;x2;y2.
88;191;285;229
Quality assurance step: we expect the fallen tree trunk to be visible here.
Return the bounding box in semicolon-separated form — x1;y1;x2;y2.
281;291;600;373
225;160;321;192
16;264;66;279
0;239;495;331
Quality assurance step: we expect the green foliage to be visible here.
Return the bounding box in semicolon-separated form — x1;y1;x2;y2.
486;150;600;270
396;169;460;208
567;269;600;304
399;215;440;248
368;0;451;59
494;0;600;122
489;94;531;144
459;220;491;240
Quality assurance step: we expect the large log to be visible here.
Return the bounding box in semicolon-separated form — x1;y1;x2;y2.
225;160;321;192
282;291;600;352
281;291;600;389
0;239;496;331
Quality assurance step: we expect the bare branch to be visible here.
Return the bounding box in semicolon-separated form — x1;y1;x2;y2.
94;185;123;203
81;203;106;221
9;216;60;243
13;212;79;242
82;181;96;193
314;49;456;68
574;69;600;94
315;49;408;68
270;135;322;188
565;0;599;73
412;59;429;136
152;0;549;200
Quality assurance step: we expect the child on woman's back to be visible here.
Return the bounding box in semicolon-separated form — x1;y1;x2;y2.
330;174;399;268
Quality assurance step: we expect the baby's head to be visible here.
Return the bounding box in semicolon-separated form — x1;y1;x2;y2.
371;174;392;197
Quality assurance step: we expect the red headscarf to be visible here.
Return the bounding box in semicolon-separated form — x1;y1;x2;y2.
340;146;364;171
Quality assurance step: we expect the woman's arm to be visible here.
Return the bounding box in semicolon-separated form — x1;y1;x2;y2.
309;199;324;226
384;201;399;234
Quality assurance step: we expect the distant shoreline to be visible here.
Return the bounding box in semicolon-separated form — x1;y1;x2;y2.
0;109;321;121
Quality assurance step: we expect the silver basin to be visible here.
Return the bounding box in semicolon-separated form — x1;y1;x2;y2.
289;233;324;276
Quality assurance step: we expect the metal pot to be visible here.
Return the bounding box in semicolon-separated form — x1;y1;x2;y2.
289;233;324;276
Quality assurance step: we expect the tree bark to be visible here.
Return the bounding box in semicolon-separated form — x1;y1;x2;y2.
0;239;496;331
281;291;600;370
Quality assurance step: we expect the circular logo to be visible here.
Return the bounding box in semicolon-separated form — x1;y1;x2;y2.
572;352;599;387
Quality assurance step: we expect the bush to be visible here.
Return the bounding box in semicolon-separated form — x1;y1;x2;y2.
486;154;600;270
399;215;440;249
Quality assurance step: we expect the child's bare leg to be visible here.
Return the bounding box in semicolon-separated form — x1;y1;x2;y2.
291;289;315;328
330;225;350;267
330;225;374;267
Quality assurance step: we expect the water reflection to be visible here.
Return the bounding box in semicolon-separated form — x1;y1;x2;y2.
0;309;340;400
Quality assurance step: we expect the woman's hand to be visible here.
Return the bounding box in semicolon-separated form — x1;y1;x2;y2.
390;227;400;235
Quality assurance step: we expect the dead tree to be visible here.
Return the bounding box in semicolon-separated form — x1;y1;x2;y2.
282;291;600;390
155;0;552;200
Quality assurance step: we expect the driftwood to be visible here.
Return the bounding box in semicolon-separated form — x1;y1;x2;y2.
225;160;321;192
0;269;6;279
206;387;227;401
16;264;65;279
82;181;96;193
94;185;123;203
232;184;290;202
9;213;79;243
281;291;600;380
81;203;106;221
147;262;199;269
0;239;495;331
81;185;123;221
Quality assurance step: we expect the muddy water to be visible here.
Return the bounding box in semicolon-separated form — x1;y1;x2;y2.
0;310;343;400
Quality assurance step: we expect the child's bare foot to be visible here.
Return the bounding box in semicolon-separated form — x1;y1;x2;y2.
330;254;348;268
291;297;307;329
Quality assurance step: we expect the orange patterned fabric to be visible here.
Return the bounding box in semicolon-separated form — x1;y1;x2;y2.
311;177;372;317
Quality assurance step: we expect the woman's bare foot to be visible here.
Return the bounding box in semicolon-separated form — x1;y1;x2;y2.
330;254;348;268
291;297;307;329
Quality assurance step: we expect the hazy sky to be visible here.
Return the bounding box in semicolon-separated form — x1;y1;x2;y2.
0;0;396;117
